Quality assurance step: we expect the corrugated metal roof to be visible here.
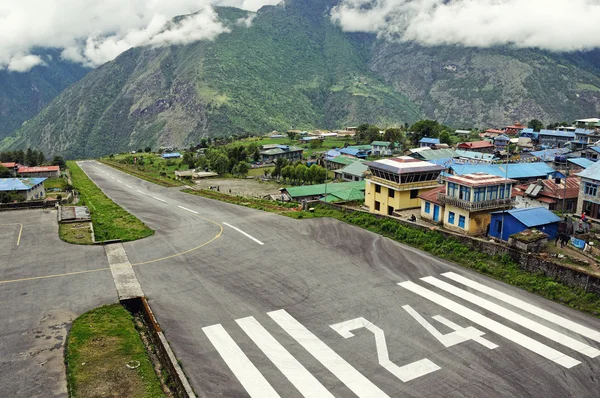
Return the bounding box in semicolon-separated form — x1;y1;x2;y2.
335;161;368;177
494;207;561;227
366;157;444;175
457;141;494;149
418;185;445;205
538;130;575;138
416;148;457;160
321;188;365;203
419;137;440;144
340;148;367;157
18;166;60;173
371;141;391;147
529;147;570;161
449;162;554;179
0;178;46;191
567;157;594;169
285;180;365;198
577;160;600;180
454;150;496;161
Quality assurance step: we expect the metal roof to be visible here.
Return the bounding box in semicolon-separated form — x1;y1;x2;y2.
454;150;496;161
334;161;368;177
577;160;600;180
0;178;46;191
285;180;365;198
493;207;561;227
419;137;440;144
538;130;575;138
321;188;365;203
162;152;182;158
529;147;570;161
366;157;444;175
415;148;457;160
449;162;554;179
371;141;391;147
18;166;60;173
567;157;594;169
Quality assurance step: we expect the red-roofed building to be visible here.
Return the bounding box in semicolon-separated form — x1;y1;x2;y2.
1;162;19;177
503;122;526;135
513;177;580;213
418;185;446;223
483;129;504;138
17;165;60;178
456;140;495;153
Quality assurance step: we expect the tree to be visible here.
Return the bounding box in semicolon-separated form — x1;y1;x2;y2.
528;119;544;132
439;131;452;145
233;161;250;177
281;165;294;182
37;151;45;166
51;156;66;168
409;120;443;145
310;139;323;149
0;165;12;177
210;153;229;175
295;164;307;184
144;146;152;153
182;152;196;169
25;148;36;166
287;131;297;141
272;158;287;179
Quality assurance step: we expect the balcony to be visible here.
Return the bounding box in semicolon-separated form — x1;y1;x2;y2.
438;193;514;212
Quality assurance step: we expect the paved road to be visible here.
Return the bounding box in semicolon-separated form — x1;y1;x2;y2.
0;209;116;397
77;160;600;397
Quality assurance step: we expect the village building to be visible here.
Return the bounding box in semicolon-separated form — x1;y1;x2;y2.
494;134;510;152
438;172;515;236
418;137;440;148
283;180;364;202
538;130;575;148
454;129;472;137
370;141;393;157
503;122;526;135
0;178;46;201
334;161;368;182
454;150;496;164
259;145;303;163
448;162;555;183
456;140;495;153
0;162;18;177
488;207;561;241
576;161;600;219
483;129;504;138
418;185;446;223
17;166;60;178
513;177;580;213
364;157;444;216
580;146;600;162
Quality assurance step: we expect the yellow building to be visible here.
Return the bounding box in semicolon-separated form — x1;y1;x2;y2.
438;173;515;236
365;157;444;216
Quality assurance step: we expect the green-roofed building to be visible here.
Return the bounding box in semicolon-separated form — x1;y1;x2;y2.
334;161;368;182
321;188;365;203
325;156;360;170
260;145;303;163
370;141;393;157
284;180;365;201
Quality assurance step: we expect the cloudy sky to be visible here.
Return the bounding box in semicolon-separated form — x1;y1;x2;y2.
3;0;600;72
331;0;600;52
0;0;279;72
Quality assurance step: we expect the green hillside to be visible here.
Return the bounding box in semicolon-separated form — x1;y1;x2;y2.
3;0;600;158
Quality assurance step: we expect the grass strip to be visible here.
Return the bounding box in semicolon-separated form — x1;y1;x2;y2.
183;188;300;213
59;222;94;245
186;191;600;318
66;304;164;398
68;161;154;242
99;159;184;187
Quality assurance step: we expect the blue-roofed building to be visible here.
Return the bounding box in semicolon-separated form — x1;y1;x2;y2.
494;134;510;151
529;147;570;162
419;137;440;148
581;146;600;162
448;162;554;182
576;160;600;219
519;128;538;140
161;152;182;159
0;178;46;201
454;150;496;164
538;130;575;148
488;207;561;241
340;147;369;159
567;157;594;170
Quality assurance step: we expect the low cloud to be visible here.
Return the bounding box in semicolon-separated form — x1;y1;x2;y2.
331;0;600;52
0;0;278;72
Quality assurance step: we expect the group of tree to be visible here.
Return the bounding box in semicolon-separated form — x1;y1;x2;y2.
0;149;65;169
354;124;408;149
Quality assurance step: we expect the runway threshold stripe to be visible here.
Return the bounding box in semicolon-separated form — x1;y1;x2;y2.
422;277;600;358
151;196;167;203
202;324;280;398
442;272;600;343
236;316;334;398
177;205;198;214
268;309;390;398
398;281;580;369
125;185;132;188
223;222;264;245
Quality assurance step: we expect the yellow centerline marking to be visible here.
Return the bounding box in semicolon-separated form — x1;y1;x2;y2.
0;216;223;285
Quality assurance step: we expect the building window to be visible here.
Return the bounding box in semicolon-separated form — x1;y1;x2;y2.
375;184;381;193
388;206;394;216
585;182;598;197
459;186;470;201
488;186;498;200
448;211;455;224
474;187;486;202
375;201;380;211
447;182;457;197
410;189;419;199
458;215;465;228
425;202;431;214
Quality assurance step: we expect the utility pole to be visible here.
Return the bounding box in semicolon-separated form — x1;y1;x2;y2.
499;147;510;240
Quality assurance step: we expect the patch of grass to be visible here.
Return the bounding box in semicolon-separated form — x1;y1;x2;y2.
99;157;184;188
68;161;154;242
59;222;94;245
66;304;164;398
183;188;299;213
247;167;274;177
44;177;68;191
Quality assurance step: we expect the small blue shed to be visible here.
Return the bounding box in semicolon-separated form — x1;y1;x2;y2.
489;207;561;241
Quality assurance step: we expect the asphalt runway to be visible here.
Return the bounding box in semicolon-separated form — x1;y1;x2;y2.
75;160;600;398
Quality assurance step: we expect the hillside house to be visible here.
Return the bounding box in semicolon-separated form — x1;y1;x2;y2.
260;145;303;163
457;140;495;153
0;162;18;177
488;207;561;241
0;178;46;201
438;173;515;236
538;130;575;148
494;135;510;151
364;157;444;215
503;122;526;135
513;177;580;213
17;166;60;178
581;147;600;162
419;185;446;223
448;162;554;183
576;161;600;219
419;138;440;148
371;141;393;157
334;161;368;182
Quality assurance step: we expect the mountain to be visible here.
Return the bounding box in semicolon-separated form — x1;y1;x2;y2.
3;0;600;158
0;50;89;139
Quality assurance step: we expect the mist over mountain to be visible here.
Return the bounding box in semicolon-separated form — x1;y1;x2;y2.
3;0;600;158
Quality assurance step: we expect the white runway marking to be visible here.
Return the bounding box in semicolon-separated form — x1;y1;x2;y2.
237;316;334;398
223;222;264;245
203;324;280;398
399;281;580;368
136;189;147;195
177;206;198;214
442;272;600;343
422;276;600;358
125;185;132;189
268;309;390;398
330;317;440;382
117;179;122;183
151;196;167;203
